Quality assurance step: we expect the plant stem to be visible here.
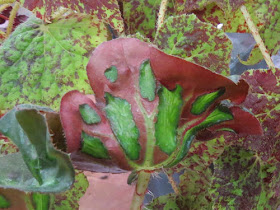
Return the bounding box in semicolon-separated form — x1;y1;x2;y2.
166;173;179;195
155;0;168;39
6;2;20;37
240;5;275;68
130;171;151;210
0;0;14;4
0;4;10;13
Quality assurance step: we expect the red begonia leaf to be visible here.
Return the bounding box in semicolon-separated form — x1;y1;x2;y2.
61;38;261;171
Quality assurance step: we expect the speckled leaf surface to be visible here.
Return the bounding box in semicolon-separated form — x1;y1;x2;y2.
211;146;280;209
154;14;232;75
122;0;175;40
175;0;246;14
123;0;161;40
19;0;124;32
187;0;280;65
225;68;280;161
50;171;89;210
148;137;226;209
0;14;109;111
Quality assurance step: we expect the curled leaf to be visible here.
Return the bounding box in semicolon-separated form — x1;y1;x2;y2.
0;105;75;193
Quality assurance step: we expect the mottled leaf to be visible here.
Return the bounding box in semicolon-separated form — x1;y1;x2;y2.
150;137;226;209
61;38;261;172
186;0;280;65
222;68;280;161
0;14;110;111
175;0;246;14
146;194;181;210
122;0;176;40
211;146;280;209
155;14;232;75
49;171;89;210
123;0;161;40
19;0;124;32
0;104;75;192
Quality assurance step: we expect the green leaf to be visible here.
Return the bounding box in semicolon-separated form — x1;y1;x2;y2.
32;193;50;210
79;104;101;125
105;93;140;160
0;194;10;208
0;105;75;192
154;14;232;75
139;60;156;102
0;171;88;210
155;85;183;155
169;106;233;167
104;66;118;83
81;131;110;159
191;88;225;115
0;14;109;111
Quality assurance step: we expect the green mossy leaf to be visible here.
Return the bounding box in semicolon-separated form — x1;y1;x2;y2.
155;85;183;155
191;88;225;115
32;193;50;210
81;131;110;159
0;14;109;111
104;66;118;83
0;194;10;208
0;105;75;193
105;93;141;160
139;60;156;101
154;14;232;75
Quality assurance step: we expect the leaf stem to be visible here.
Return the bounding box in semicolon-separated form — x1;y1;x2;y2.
155;0;168;38
166;173;179;195
0;0;14;4
0;4;10;13
130;171;151;210
240;5;275;68
6;2;20;37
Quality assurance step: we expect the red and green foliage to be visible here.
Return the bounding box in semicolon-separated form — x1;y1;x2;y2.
0;0;279;209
